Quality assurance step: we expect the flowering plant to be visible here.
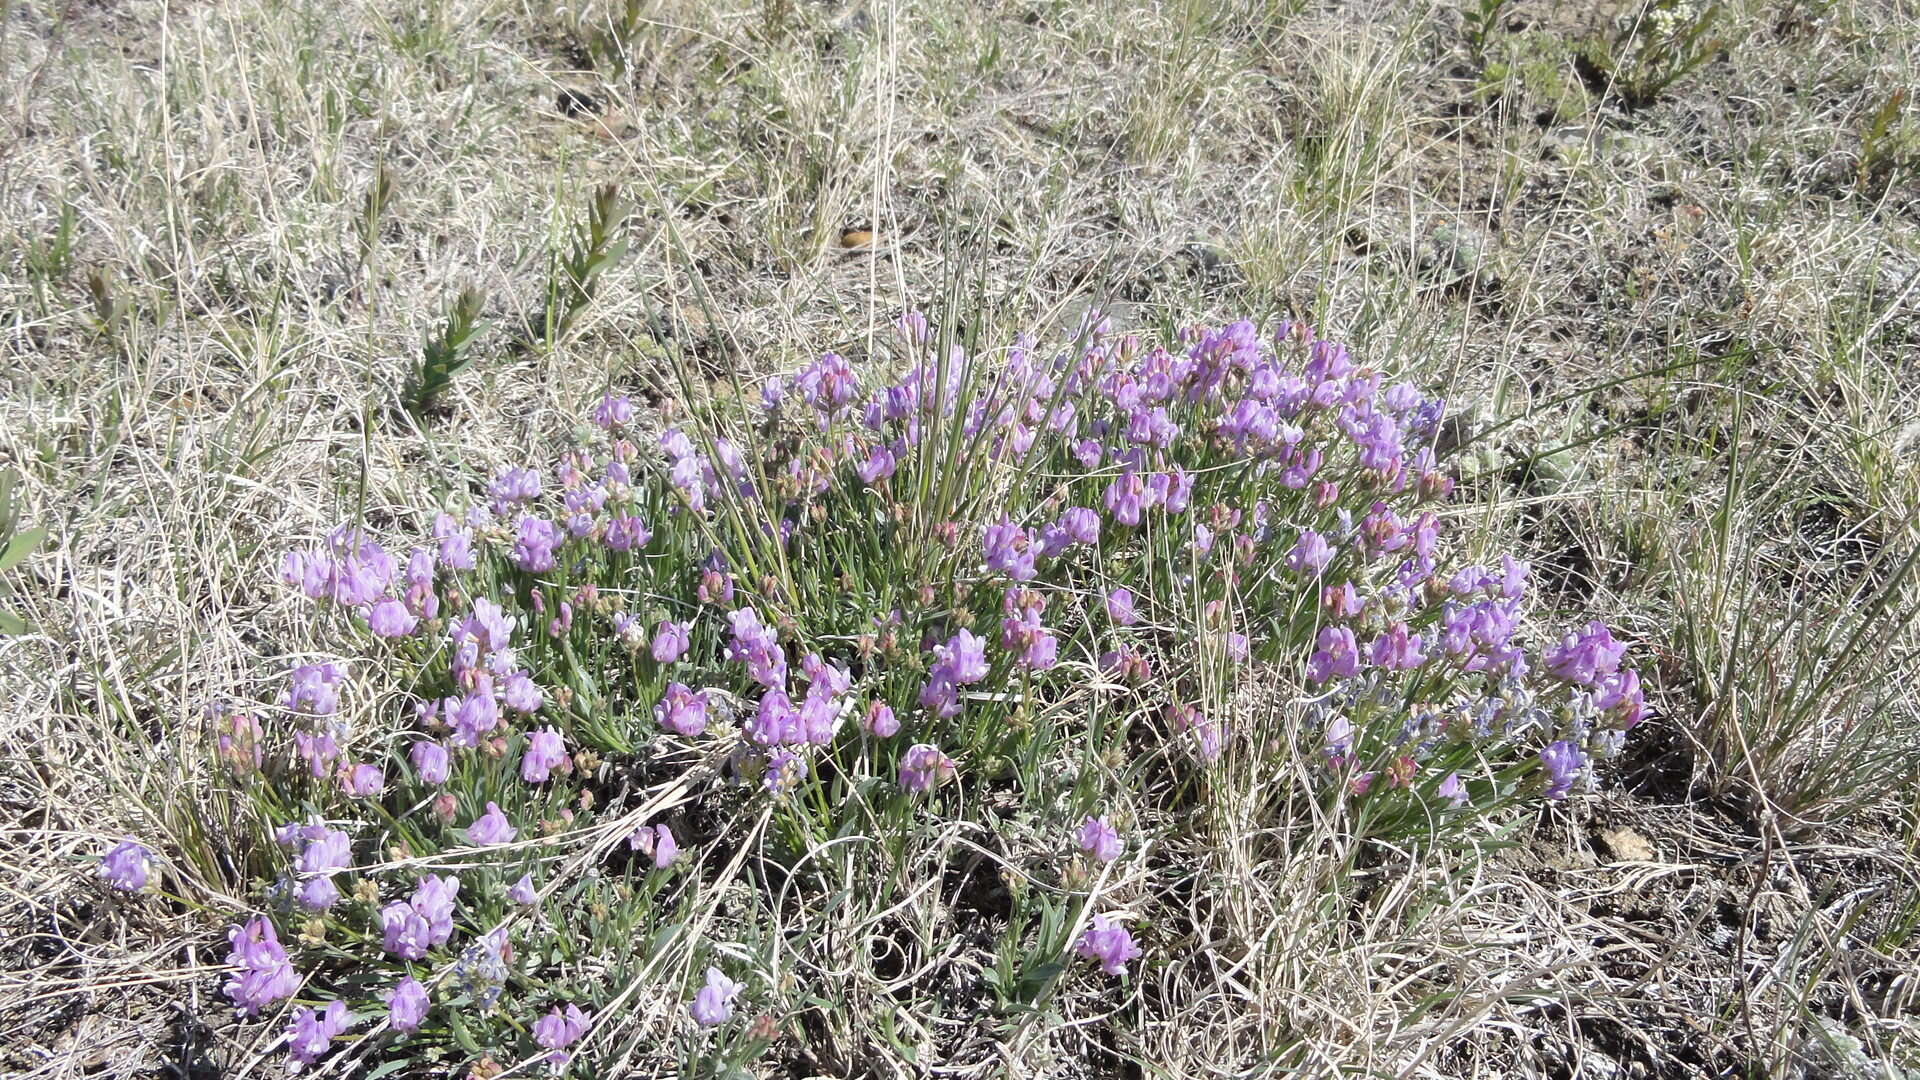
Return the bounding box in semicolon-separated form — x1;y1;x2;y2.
103;312;1642;1072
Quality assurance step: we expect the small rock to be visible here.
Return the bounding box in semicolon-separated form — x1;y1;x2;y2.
1597;826;1653;862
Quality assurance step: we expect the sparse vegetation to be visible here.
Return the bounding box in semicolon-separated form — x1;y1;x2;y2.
2;0;1916;1076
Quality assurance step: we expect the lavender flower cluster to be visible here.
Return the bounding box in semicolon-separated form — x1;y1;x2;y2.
97;312;1643;1071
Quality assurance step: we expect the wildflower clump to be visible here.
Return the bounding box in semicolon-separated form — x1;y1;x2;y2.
115;312;1643;1071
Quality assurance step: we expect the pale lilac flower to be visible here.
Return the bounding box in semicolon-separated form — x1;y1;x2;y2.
286;1000;352;1067
1057;506;1100;547
509;873;537;905
367;598;418;638
450;692;500;748
410;741;450;785
654;682;709;737
1307;626;1361;683
1539;740;1586;800
294;730;341;778
930;629;989;684
737;684;791;745
340;763;384;797
1368;622;1427;671
385;977;429;1033
726;607;788;688
857;442;897;485
511;516;563;573
1075;915;1141;976
223;917;300;1016
99;838;152;892
434;513;476;571
982;520;1038;580
604;514;650;552
1544;621;1627;687
295;829;352;876
520;727;569;783
489;467;543;511
533;1003;590;1067
898;743;955;792
763;749;808;795
1105;587;1138;626
283;662;345;717
465;802;517;845
862;701;898;737
296;876;341;912
1436;772;1468;807
1285;530;1334;575
690;966;742;1027
594;393;635;430
652;620;690;663
1077;816;1123;863
501;671;544;714
630;823;680;868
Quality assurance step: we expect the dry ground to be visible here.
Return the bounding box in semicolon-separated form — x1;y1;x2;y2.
2;0;1918;1076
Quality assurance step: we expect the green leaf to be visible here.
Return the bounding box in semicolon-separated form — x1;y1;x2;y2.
0;608;27;635
0;526;45;573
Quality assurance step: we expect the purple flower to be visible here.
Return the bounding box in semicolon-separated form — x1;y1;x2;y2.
294;730;341;778
1075;915;1141;976
1103;470;1148;526
857;442;897;485
1057;506;1100;547
628;823;680;868
510;516;563;573
296;876;341;912
465;802;517;845
339;763;384;797
982;520;1038;580
489;466;542;511
99;838;152;892
605;514;651;552
1436;772;1468;807
295;829;352;876
655;683;710;737
410;740;450;785
501;671;544;714
1285;530;1334;575
385;977;429;1034
520;727;569;783
509;873;537;905
367;598;418;638
380;875;460;959
898;743;956;792
594;393;635;430
286;1000;352;1067
1544;621;1627;687
726;607;788;688
434;513;476;571
763;748;808;794
1000;607;1058;671
862;701;899;738
652;620;691;663
532;1004;590;1067
1368;622;1427;671
1077;816;1123;863
450;692;500;748
223;917;300;1016
282;662;345;717
690;966;743;1027
1105;587;1138;626
930;629;989;684
1306;626;1361;683
1539;740;1586;799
